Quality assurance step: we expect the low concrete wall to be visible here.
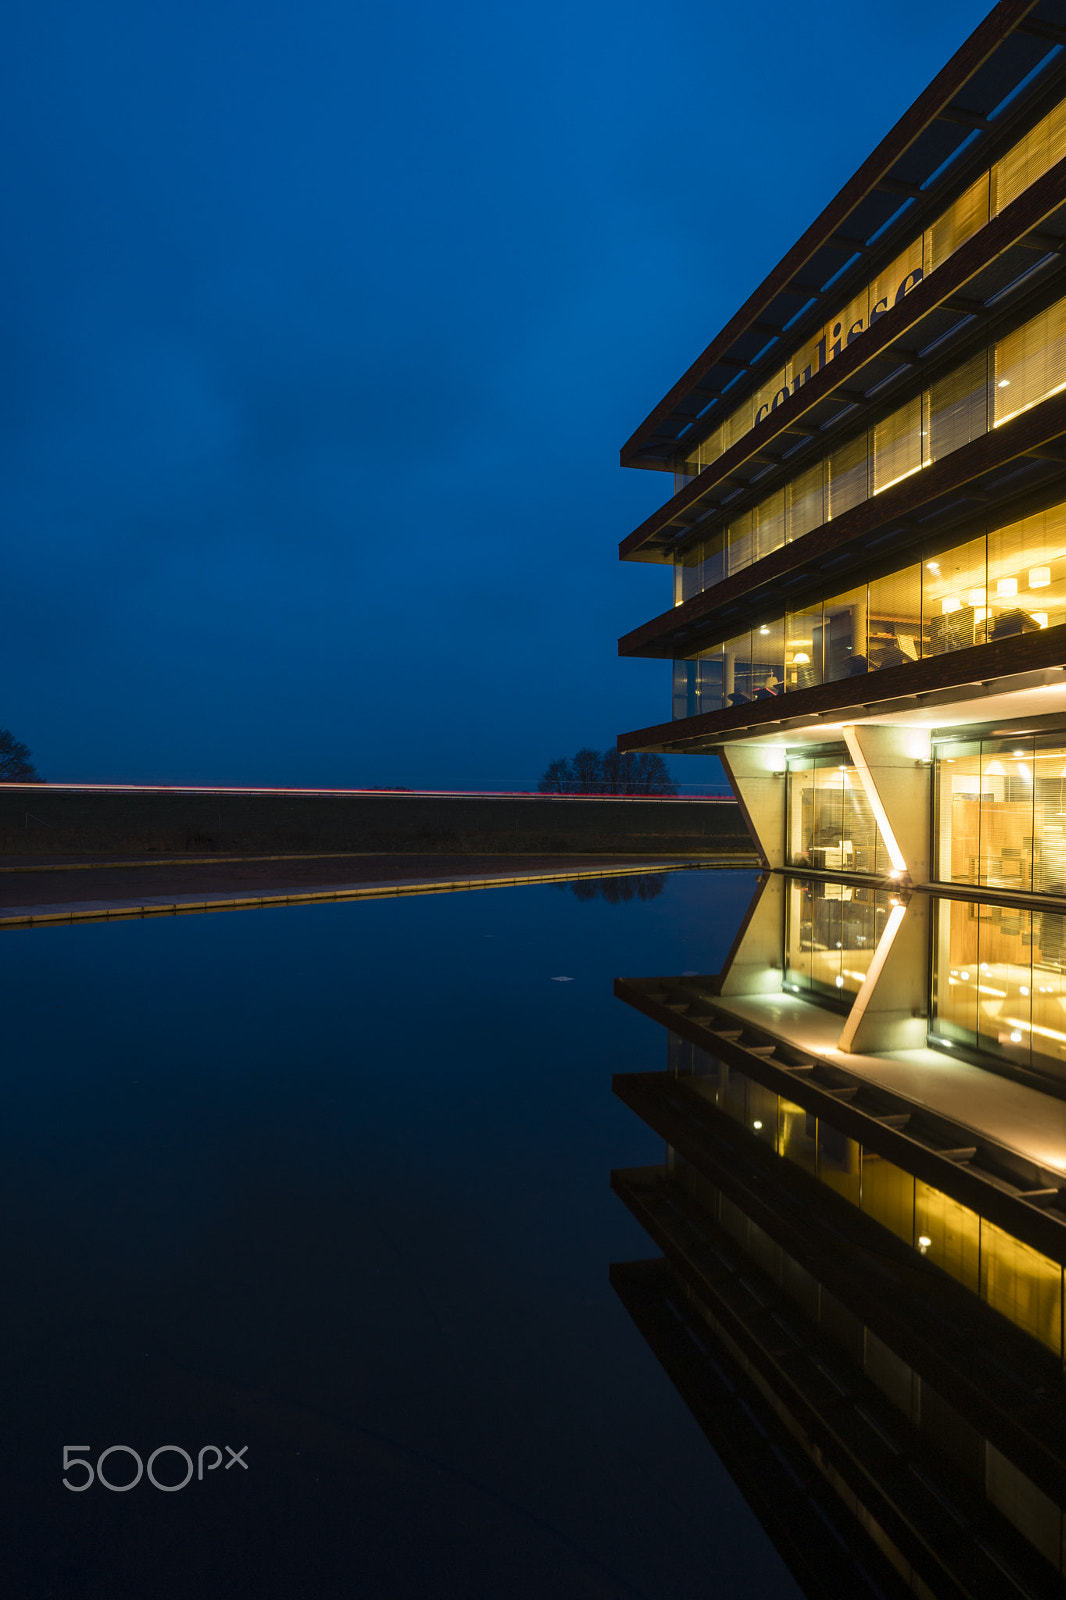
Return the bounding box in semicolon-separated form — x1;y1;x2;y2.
0;787;755;858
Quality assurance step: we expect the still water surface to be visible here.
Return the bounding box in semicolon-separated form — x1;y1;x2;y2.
3;868;802;1600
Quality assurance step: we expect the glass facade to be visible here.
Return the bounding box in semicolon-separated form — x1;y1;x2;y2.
668;1032;1066;1361
678;93;1066;485
670;496;1066;718
671;288;1066;603
935;735;1066;892
784;879;895;1000
932;895;1066;1083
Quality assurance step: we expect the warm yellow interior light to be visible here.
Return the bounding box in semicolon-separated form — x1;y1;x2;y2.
942;597;962;615
997;576;1018;597
793;652;810;665
1030;566;1051;588
1033;612;1049;628
967;588;986;607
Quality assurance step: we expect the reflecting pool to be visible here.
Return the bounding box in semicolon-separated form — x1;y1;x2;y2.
3;869;804;1600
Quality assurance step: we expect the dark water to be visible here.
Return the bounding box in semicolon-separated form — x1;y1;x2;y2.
2;868;800;1600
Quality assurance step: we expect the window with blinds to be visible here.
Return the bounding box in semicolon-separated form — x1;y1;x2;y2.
723;630;754;705
823;587;867;681
994;297;1066;427
923;536;988;655
752;489;786;562
872;394;923;495
785;604;822;690
786;461;825;542
674;546;701;606
726;510;753;575
826;433;869;520
700;528;726;591
928;350;988;462
869;238;923;322
868;566;922;670
750;619;785;696
992;96;1066;216
925;173;990;274
677;92;1066;490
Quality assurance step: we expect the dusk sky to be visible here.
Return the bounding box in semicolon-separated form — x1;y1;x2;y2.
4;0;992;791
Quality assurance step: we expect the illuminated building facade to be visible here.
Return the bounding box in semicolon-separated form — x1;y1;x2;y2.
613;3;1066;1587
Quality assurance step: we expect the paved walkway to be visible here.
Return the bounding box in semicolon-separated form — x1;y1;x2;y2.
0;851;757;929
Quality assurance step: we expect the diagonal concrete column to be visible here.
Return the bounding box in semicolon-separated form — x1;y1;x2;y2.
842;723;932;883
838;894;929;1054
719;743;787;868
719;873;785;997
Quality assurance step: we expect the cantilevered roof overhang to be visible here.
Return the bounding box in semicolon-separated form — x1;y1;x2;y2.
620;0;1066;478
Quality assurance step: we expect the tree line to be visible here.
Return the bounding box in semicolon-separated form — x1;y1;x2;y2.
538;747;677;795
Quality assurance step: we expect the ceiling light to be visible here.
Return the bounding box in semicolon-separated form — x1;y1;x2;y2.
1030;567;1051;588
998;378;1010;388
926;561;940;573
942;597;962;614
997;576;1018;597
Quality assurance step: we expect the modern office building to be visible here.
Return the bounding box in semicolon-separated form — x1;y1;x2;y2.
613;2;1066;1589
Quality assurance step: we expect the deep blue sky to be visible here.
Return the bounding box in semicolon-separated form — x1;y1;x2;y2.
3;0;992;789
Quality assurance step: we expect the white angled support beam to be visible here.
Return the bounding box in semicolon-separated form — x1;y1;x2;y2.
719;874;785;997
838;896;929;1055
719;743;786;868
842;723;932;882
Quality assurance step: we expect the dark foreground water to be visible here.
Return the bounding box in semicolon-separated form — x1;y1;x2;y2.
2;868;800;1600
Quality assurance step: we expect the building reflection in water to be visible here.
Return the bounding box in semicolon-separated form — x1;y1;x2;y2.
610;884;1066;1598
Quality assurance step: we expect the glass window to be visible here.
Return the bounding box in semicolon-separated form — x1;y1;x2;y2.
867;565;921;672
786;460;824;543
787;760;815;868
674;546;701;607
785;603;822;690
752;490;786;563
784;878;813;995
826;432;868;521
988;504;1066;639
822;586;868;681
934;740;982;884
981;1221;1063;1358
927;349;988;462
700;527;726;592
923;536;988;655
979;738;1034;892
695;643;725;716
933;897;980;1045
779;1098;818;1176
994;295;1066;428
975;901;1032;1070
1033;742;1066;896
873;394;924;495
1031;904;1066;1080
726;510;753;576
925;172;990;273
723;630;754;707
914;1182;980;1293
860;1149;915;1246
750;619;784;699
992;95;1066;216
